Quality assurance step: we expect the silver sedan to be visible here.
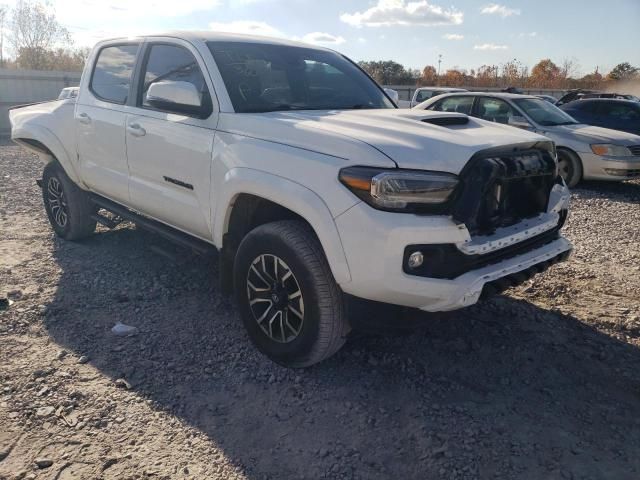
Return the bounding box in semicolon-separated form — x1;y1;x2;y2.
414;92;640;187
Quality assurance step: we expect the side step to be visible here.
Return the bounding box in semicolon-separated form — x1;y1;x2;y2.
89;194;217;256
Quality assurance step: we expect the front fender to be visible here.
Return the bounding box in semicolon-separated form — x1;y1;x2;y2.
213;167;352;286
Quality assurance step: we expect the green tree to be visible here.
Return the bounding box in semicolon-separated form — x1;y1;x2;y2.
608;62;639;81
358;60;418;85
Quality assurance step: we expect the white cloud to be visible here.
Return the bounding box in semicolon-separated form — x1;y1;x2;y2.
473;43;508;50
340;0;463;27
55;0;220;21
519;31;537;38
357;37;367;44
301;32;346;45
209;20;285;38
480;3;520;17
443;33;464;40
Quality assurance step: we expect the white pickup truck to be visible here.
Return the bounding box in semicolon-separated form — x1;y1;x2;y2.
10;32;572;367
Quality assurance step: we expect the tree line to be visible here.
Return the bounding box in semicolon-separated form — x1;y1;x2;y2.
0;0;89;71
358;59;639;90
1;0;638;89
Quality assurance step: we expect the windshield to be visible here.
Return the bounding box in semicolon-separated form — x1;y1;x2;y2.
207;41;395;113
513;98;579;126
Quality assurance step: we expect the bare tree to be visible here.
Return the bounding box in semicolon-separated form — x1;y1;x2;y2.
9;0;70;69
0;4;7;66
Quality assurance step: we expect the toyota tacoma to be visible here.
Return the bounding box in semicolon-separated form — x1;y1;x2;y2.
10;32;572;367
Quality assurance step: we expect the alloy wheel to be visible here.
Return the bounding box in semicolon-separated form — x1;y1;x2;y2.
47;177;68;228
246;254;305;343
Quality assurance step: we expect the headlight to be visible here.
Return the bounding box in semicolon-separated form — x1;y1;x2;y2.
590;144;632;157
339;167;458;211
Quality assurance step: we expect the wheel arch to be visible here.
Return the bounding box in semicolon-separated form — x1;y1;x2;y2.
556;146;584;184
214;168;352;292
12;124;84;185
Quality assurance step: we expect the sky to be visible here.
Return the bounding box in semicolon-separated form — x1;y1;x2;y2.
3;0;640;75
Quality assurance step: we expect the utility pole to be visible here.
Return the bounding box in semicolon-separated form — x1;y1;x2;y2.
437;54;442;86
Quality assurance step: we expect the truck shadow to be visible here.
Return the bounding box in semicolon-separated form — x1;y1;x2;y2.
44;225;640;479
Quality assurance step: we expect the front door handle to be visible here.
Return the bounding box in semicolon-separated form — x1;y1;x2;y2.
77;112;91;124
127;123;146;137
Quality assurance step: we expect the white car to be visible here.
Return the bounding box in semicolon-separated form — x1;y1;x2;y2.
409;87;467;108
10;32;572;367
415;92;640;187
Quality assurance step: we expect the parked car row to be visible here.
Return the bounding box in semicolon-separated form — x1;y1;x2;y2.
412;91;640;186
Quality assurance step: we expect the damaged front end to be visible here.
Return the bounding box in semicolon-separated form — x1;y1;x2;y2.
404;142;571;286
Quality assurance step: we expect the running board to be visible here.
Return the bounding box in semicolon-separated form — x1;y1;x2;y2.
89;194;216;256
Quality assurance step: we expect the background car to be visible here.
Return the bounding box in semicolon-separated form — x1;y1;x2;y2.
408;87;467;107
415;92;640;187
560;99;640;136
556;89;639;106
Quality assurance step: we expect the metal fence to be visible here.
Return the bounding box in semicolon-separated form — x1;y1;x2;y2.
0;69;81;135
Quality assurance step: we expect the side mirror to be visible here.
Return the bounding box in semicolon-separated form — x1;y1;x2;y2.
384;88;399;105
146;81;203;115
508;115;531;129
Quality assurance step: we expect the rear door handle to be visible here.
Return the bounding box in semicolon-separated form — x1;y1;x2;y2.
127;122;146;137
77;112;91;124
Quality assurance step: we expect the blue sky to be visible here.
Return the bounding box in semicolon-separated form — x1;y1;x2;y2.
8;0;640;75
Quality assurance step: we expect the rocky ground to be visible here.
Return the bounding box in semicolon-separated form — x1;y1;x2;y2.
1;140;640;480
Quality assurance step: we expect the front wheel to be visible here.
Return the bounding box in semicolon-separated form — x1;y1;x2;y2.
233;220;350;368
557;149;583;188
42;161;96;240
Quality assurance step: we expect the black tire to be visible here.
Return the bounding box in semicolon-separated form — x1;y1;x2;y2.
42;161;96;240
557;149;583;188
233;220;350;368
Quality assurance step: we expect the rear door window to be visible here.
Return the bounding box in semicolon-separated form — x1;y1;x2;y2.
599;102;640;120
476;97;517;124
90;44;140;104
429;96;474;114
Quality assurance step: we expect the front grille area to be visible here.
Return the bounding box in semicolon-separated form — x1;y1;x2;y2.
628;145;640;156
451;145;557;236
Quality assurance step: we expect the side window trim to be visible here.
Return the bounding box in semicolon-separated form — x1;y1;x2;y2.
89;42;141;105
135;41;213;119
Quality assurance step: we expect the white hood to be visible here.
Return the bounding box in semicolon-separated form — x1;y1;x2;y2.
219;109;550;174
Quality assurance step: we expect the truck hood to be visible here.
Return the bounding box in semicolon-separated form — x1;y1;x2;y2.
544;123;640;145
218;109;549;174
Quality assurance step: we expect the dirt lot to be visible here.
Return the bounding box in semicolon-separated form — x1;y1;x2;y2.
1;140;640;480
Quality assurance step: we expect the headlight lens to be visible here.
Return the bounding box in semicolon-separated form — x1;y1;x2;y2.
590;144;632;157
339;167;458;211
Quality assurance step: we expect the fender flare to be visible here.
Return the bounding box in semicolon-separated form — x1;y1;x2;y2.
213;167;352;286
12;124;84;186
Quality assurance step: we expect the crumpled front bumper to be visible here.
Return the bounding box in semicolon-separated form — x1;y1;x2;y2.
335;183;572;312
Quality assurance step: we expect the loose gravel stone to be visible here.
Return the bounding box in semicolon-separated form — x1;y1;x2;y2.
1;141;640;479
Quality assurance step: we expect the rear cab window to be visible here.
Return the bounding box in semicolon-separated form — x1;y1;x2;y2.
90;44;140;104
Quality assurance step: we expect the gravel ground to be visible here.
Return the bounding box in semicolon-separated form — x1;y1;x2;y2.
1;140;640;480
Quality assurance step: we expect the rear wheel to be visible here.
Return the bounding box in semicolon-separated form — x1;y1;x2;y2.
557;149;583;188
42;162;96;240
233;220;349;368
